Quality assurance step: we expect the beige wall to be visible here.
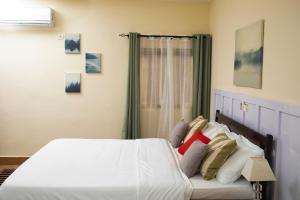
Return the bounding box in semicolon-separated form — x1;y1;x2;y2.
3;0;299;156
209;0;300;115
0;0;210;156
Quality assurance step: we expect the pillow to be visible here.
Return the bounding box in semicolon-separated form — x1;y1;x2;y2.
180;141;208;178
178;131;211;155
188;116;204;129
240;135;264;155
184;118;208;143
200;133;237;180
202;122;231;139
226;131;239;140
216;135;264;184
169;121;189;148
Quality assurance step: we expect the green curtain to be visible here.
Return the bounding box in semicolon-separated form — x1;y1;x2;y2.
122;32;141;139
192;34;212;119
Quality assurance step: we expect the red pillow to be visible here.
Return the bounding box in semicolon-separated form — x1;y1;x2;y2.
178;131;211;155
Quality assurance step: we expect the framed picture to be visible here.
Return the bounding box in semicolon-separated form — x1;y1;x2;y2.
65;33;81;54
234;20;264;89
65;73;81;93
86;53;101;73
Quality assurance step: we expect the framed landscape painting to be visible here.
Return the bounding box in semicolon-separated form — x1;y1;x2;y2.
65;33;81;54
234;20;264;89
65;73;81;93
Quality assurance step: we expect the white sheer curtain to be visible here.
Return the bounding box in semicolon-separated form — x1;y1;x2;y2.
140;37;193;139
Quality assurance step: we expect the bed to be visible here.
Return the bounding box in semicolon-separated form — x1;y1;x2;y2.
0;110;274;200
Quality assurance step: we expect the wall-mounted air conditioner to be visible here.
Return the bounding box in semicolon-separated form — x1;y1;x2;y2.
0;7;54;27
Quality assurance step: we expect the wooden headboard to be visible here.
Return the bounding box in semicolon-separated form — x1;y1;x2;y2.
215;110;274;200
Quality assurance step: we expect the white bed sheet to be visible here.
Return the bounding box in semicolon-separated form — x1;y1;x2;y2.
0;138;192;200
174;148;253;199
190;175;253;199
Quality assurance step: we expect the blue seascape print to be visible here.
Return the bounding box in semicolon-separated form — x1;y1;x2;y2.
234;47;263;71
234;20;264;89
86;53;101;73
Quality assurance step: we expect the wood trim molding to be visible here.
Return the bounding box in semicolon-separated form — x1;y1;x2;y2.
0;157;29;165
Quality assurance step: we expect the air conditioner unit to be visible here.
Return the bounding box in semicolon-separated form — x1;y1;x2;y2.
0;7;54;27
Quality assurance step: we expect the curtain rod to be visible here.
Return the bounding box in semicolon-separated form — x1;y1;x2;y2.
119;33;196;39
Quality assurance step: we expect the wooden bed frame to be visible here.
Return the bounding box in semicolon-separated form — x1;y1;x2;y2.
215;110;274;200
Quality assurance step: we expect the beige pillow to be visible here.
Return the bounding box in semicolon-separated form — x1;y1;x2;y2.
188;116;204;129
184;118;208;143
200;133;237;180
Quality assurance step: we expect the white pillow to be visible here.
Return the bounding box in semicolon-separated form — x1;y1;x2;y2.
240;135;265;156
202;122;231;139
226;131;238;140
216;135;264;184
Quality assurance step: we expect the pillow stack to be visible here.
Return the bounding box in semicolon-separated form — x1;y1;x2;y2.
169;116;265;184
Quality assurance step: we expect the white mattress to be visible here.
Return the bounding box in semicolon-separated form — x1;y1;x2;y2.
0;138;192;200
174;148;253;199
